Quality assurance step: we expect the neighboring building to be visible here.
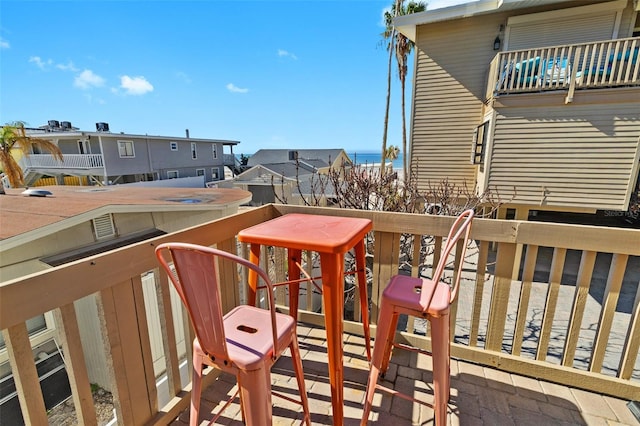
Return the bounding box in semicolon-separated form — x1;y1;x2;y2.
395;0;640;221
224;149;350;205
247;149;351;172
0;185;252;419
19;120;241;187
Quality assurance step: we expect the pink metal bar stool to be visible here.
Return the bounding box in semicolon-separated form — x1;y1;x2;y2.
361;209;474;425
156;242;310;426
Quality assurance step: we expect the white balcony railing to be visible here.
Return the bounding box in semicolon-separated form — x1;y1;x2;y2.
489;37;640;101
21;154;104;169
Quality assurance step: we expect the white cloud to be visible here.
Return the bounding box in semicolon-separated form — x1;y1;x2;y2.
0;38;9;49
29;56;53;70
74;69;105;89
428;0;467;10
120;75;154;95
226;83;248;93
56;61;78;72
278;49;298;60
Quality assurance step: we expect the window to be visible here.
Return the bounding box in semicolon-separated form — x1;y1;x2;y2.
211;168;219;180
167;170;179;179
118;140;135;158
78;139;91;154
170;141;178;151
191;142;197;159
0;315;47;349
471;121;489;167
196;168;205;176
212;145;218;159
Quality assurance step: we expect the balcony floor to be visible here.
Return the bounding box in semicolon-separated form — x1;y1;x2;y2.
171;323;639;426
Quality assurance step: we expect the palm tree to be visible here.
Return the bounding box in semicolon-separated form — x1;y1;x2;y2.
0;121;63;191
394;0;426;183
381;1;402;176
385;145;400;163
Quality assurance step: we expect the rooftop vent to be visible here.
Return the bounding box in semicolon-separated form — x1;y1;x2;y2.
60;121;72;130
47;120;60;130
96;122;110;132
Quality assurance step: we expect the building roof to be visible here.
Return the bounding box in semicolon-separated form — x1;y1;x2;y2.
0;185;251;249
393;0;569;41
247;149;348;167
26;128;240;146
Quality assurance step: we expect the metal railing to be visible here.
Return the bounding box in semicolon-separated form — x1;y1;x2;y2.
488;37;640;101
0;204;638;425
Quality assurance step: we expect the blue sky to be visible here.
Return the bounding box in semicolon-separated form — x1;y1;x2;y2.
0;0;458;155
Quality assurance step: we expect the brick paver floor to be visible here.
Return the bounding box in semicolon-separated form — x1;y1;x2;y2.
171;323;639;425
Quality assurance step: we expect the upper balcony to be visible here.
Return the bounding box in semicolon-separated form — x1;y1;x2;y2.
20;154;105;171
487;37;640;103
1;204;638;425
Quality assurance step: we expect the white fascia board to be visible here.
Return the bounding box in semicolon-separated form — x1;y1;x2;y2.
393;0;572;41
394;0;500;41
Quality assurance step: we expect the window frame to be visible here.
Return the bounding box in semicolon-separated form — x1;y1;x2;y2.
170;141;178;151
191;142;197;160
211;168;219;180
167;170;179;179
212;144;218;159
117;140;135;158
471;121;490;167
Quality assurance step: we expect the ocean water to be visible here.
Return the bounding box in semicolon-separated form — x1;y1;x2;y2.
349;151;404;170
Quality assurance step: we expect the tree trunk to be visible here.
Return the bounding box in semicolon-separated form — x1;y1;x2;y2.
382;31;396;176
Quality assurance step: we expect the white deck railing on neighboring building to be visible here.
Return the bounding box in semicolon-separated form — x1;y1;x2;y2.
20;154;104;169
488;37;640;101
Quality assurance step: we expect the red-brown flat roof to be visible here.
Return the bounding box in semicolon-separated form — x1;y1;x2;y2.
0;185;251;241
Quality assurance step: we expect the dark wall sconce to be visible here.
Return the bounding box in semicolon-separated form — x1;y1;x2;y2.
493;35;501;50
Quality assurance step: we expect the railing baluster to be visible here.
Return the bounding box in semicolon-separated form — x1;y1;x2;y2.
590;253;629;373
98;279;155;425
485;241;517;351
406;234;423;334
562;250;597;367
469;240;489;347
619;283;640;380
536;247;567;361
154;268;183;397
2;323;48;425
53;303;98;425
512;244;538;356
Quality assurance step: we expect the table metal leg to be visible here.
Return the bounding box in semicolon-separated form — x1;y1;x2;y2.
319;252;345;426
354;239;371;360
247;243;261;307
287;249;302;320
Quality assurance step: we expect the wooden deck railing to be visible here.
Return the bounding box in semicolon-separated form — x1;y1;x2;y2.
488;37;640;101
1;204;638;425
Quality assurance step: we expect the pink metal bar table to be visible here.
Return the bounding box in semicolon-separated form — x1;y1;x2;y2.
238;213;372;426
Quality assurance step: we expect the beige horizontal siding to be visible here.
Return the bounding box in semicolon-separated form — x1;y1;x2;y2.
508;12;617;49
488;103;640;210
410;15;508;191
